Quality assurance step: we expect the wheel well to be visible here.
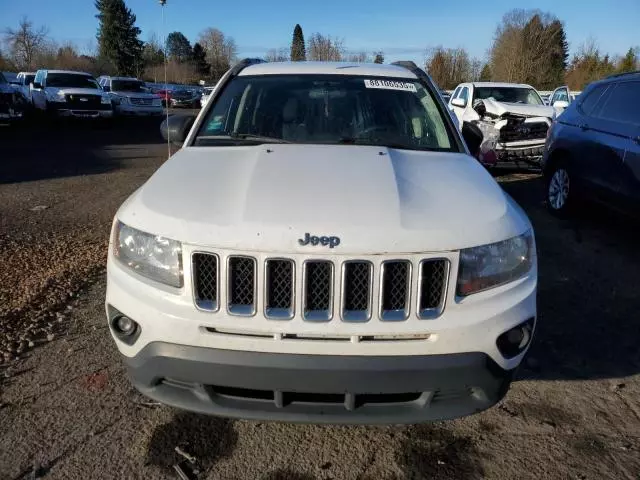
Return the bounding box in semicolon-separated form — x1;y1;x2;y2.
544;148;570;177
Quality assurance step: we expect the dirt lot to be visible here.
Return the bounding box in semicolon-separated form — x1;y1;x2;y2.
0;118;639;480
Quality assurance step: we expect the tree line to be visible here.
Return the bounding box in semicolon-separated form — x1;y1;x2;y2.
1;2;638;90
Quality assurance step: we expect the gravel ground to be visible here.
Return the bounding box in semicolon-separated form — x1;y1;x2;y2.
0;119;639;479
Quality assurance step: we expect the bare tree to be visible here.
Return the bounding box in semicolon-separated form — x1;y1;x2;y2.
307;33;344;61
197;28;237;80
4;16;49;70
265;47;289;62
425;46;473;89
346;51;369;63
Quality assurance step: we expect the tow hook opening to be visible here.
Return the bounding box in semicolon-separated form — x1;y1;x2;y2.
496;318;535;359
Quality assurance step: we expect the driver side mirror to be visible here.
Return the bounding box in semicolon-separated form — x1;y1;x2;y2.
32;82;42;89
451;97;467;108
461;121;483;158
160;113;197;147
102;85;110;92
553;100;569;109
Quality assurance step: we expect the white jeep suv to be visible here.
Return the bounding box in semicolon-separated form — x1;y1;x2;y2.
97;76;163;116
107;59;537;424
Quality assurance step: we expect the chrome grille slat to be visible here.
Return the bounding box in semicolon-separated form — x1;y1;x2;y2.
303;260;333;321
418;259;449;319
227;256;257;316
342;261;372;322
380;260;411;321
192;253;219;311
265;259;294;319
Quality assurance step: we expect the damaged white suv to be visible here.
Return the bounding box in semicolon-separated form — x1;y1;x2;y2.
107;60;537;424
449;82;555;169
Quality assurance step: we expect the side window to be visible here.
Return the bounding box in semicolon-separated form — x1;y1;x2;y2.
594;81;640;125
578;84;609;116
452;86;461;99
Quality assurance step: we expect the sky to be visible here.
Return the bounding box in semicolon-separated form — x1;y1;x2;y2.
3;0;639;65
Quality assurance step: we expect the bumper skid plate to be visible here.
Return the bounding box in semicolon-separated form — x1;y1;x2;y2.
126;342;515;424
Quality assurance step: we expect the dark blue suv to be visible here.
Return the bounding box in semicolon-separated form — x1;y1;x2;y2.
542;72;640;216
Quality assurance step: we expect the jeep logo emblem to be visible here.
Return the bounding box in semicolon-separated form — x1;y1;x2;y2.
298;233;340;248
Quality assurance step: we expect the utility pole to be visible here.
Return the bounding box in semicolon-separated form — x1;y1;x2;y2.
159;0;170;158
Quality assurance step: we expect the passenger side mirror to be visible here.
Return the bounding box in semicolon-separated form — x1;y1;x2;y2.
553;100;569;109
451;97;467;108
160;113;197;147
461;121;484;157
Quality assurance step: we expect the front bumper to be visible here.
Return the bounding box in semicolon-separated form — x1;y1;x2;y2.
50;108;113;119
171;99;198;107
115;104;163;116
125;342;515;424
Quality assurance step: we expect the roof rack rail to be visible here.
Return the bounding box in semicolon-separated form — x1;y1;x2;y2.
605;70;640;79
391;60;420;72
228;58;267;77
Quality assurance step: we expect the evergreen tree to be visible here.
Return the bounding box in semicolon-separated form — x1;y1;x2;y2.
479;63;492;81
617;47;637;73
290;24;306;61
95;0;143;76
373;51;384;64
166;31;192;62
191;42;210;76
545;20;569;87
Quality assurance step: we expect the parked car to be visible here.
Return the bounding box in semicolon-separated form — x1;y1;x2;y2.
547;85;580;114
543;71;640;217
151;88;172;107
9;72;36;105
0;71;27;125
449;82;556;169
97;76;163;117
107;59;537;424
200;86;216;107
170;88;201;108
31;70;113;119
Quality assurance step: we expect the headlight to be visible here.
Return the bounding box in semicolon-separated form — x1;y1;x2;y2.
457;231;534;296
101;95;112;104
113;221;183;288
46;90;66;102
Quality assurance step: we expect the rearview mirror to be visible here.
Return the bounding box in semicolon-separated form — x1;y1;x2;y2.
160;113;197;147
461;121;483;157
451;97;467;108
553;100;569;109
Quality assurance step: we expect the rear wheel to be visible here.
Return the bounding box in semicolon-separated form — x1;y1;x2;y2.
546;161;576;216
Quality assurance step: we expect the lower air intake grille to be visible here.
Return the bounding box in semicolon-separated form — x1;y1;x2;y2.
192;253;218;310
342;261;372;321
228;256;256;315
418;259;449;318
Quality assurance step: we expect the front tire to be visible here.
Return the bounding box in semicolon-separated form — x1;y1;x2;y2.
546;161;576;216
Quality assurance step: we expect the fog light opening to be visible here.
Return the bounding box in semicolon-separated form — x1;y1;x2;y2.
113;315;137;336
497;318;534;359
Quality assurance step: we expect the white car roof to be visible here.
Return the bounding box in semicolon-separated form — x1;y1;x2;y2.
110;77;141;81
471;82;535;89
44;70;93;76
240;61;418;79
19;72;36;75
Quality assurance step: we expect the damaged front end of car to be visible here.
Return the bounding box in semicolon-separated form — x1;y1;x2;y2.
470;98;552;169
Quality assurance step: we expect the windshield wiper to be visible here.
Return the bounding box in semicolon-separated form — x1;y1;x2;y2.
228;132;291;143
338;136;423;151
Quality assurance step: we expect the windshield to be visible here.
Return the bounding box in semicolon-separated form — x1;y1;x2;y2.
46;73;100;89
24;74;35;85
194;74;456;151
473;87;543;105
112;80;145;92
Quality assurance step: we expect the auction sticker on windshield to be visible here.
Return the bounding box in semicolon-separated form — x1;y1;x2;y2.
364;79;417;92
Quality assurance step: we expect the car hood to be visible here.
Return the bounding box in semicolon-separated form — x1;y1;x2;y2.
482;98;555;118
47;87;105;96
117;145;531;253
113;91;158;98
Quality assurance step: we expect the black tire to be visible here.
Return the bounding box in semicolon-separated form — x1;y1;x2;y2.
545;159;577;217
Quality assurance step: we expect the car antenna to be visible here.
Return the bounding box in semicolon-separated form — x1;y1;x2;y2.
159;0;170;159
